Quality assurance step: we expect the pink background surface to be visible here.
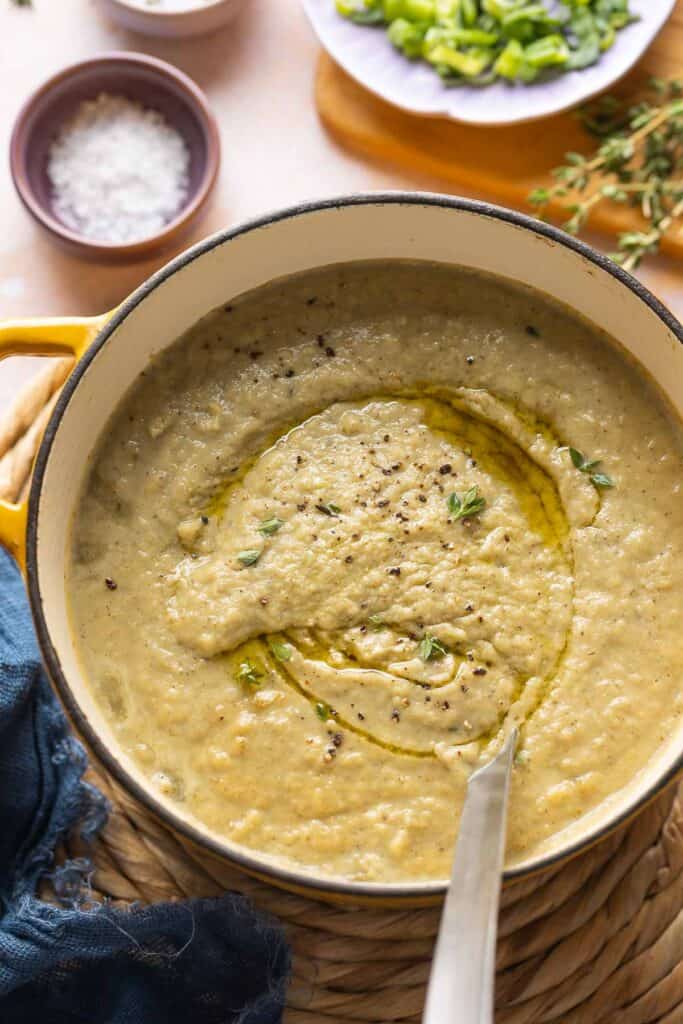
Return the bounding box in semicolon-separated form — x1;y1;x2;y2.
1;0;682;414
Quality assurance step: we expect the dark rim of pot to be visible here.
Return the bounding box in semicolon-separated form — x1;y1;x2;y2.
25;192;683;901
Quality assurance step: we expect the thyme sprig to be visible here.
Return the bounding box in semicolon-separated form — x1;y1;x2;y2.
529;79;683;271
238;659;263;687
447;485;487;522
418;633;449;661
566;447;614;489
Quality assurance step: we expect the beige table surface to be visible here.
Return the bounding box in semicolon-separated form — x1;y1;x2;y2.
1;0;681;416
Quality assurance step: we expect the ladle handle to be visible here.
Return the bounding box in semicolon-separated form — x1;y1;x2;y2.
423;729;518;1024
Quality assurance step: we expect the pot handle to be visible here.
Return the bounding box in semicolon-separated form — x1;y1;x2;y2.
0;315;109;567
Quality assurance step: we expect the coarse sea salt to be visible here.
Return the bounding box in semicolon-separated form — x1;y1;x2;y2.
47;92;190;245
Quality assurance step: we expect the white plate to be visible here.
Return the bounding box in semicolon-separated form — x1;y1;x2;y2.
302;0;676;125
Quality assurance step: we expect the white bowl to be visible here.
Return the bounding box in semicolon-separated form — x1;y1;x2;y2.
302;0;676;125
97;0;248;38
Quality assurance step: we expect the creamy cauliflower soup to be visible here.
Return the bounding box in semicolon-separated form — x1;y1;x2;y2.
68;262;683;882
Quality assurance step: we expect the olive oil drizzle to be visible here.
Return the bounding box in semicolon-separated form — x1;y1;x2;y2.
292;626;468;688
230;639;434;759
211;388;578;758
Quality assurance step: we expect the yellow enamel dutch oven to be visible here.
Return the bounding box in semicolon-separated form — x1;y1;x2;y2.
1;195;682;906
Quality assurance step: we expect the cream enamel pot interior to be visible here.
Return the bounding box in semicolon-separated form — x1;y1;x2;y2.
1;194;682;906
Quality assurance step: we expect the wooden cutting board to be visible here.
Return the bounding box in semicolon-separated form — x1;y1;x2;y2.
316;1;683;260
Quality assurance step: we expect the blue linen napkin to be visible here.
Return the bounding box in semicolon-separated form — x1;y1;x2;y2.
0;549;290;1023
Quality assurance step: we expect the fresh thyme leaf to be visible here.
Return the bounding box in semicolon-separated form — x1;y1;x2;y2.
238;659;263;686
590;471;615;489
237;548;261;567
268;639;292;662
447;485;486;522
569;447;584;469
258;516;284;536
567;448;614;489
447;492;462;517
368;614;385;631
315;701;331;721
418;633;449;662
569;447;599;472
529;78;683;270
315;502;341;517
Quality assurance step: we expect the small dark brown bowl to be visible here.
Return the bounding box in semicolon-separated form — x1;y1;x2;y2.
9;52;220;263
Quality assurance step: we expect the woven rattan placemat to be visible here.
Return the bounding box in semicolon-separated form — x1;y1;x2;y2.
1;359;682;1024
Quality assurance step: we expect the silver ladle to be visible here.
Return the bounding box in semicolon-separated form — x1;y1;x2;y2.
423;728;518;1024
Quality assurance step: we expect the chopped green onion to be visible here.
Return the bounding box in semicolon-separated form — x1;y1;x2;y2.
337;0;637;85
388;17;428;57
335;0;385;24
523;34;569;68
